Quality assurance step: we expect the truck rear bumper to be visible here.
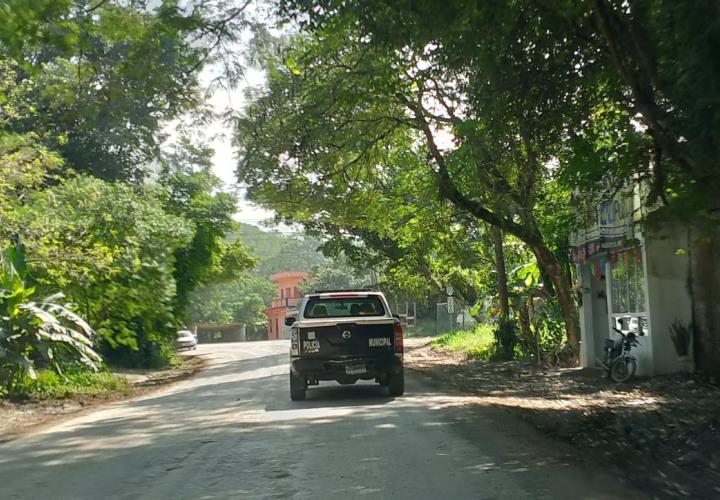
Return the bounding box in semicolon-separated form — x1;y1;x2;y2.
291;355;402;382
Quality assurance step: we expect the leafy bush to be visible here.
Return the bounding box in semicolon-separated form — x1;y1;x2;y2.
0;245;101;393
13;366;128;399
12;177;193;367
528;301;567;362
432;324;495;359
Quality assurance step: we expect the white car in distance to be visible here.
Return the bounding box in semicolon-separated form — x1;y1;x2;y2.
176;330;198;350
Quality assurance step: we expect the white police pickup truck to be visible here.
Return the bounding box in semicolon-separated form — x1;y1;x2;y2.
285;290;404;401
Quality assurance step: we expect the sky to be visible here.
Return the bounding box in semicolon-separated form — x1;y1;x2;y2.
192;2;295;231
198;64;280;228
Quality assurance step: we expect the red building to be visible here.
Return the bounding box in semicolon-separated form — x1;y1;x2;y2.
266;271;309;340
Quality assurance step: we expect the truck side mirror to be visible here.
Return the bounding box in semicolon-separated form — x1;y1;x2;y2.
284;316;296;327
392;313;400;320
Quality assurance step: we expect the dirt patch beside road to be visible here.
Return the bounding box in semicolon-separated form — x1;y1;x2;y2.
404;337;720;499
0;355;207;441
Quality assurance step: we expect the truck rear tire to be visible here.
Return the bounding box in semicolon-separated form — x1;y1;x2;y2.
290;370;306;401
388;369;404;396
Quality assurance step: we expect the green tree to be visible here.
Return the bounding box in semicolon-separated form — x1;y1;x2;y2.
12;176;193;366
0;58;64;219
0;0;254;181
300;265;369;294
187;274;275;330
284;0;720;215
271;0;720;359
255;236;329;277
236;20;582;353
232;223;287;263
0;0;260;369
585;0;720;211
160;136;255;316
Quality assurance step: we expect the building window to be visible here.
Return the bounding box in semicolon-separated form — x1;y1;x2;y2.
609;247;649;335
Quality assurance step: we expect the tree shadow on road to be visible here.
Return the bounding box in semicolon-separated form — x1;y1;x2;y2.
0;346;646;500
406;341;720;500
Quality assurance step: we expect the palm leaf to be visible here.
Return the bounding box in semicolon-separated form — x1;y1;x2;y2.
1;245;103;388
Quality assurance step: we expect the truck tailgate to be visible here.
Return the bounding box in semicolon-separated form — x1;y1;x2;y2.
298;320;395;358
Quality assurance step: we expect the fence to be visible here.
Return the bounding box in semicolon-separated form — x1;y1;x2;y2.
435;304;476;335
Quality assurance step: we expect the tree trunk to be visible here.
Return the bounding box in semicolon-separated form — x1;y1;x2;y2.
532;243;581;359
492;226;510;318
517;306;537;363
412;103;581;359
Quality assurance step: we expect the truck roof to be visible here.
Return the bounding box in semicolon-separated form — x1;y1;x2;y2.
306;290;384;299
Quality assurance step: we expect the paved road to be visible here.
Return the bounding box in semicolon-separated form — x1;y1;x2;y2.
0;341;643;499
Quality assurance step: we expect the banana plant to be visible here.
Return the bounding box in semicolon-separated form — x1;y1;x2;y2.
0;243;101;392
507;261;567;362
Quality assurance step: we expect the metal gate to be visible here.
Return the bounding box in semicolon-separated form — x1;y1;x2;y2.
436;302;454;335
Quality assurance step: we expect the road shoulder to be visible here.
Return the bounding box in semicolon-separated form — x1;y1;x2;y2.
0;354;207;442
404;337;720;499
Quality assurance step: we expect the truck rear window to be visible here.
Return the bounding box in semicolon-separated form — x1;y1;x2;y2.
304;297;385;318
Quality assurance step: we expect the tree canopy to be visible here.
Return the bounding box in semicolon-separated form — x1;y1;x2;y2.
3;0;719;374
235;0;720;359
0;0;257;370
236;6;582;352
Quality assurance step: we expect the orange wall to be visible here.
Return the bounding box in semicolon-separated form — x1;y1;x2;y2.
266;272;310;340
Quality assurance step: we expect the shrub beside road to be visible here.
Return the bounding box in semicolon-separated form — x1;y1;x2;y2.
431;326;495;359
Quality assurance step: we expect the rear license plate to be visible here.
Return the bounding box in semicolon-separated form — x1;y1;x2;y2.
345;364;366;375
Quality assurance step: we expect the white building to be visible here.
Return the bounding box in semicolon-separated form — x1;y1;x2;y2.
571;181;695;376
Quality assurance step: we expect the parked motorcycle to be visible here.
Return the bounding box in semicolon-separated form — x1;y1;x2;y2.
600;326;643;383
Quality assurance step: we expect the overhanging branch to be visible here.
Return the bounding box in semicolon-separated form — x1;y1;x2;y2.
403;98;541;246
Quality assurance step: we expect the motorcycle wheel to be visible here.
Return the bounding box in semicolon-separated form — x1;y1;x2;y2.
610;356;637;383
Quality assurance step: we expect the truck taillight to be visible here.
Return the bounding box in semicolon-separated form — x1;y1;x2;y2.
394;322;403;353
290;328;299;356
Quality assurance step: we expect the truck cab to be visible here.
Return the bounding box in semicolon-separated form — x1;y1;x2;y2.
286;290;404;400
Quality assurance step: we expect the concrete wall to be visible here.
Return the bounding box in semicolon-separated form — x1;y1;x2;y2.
644;225;694;374
578;258;611;368
590;261;609;365
267;308;281;340
196;324;247;343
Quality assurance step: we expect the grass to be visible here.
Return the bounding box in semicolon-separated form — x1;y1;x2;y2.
13;367;129;399
405;325;434;338
430;324;495;359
